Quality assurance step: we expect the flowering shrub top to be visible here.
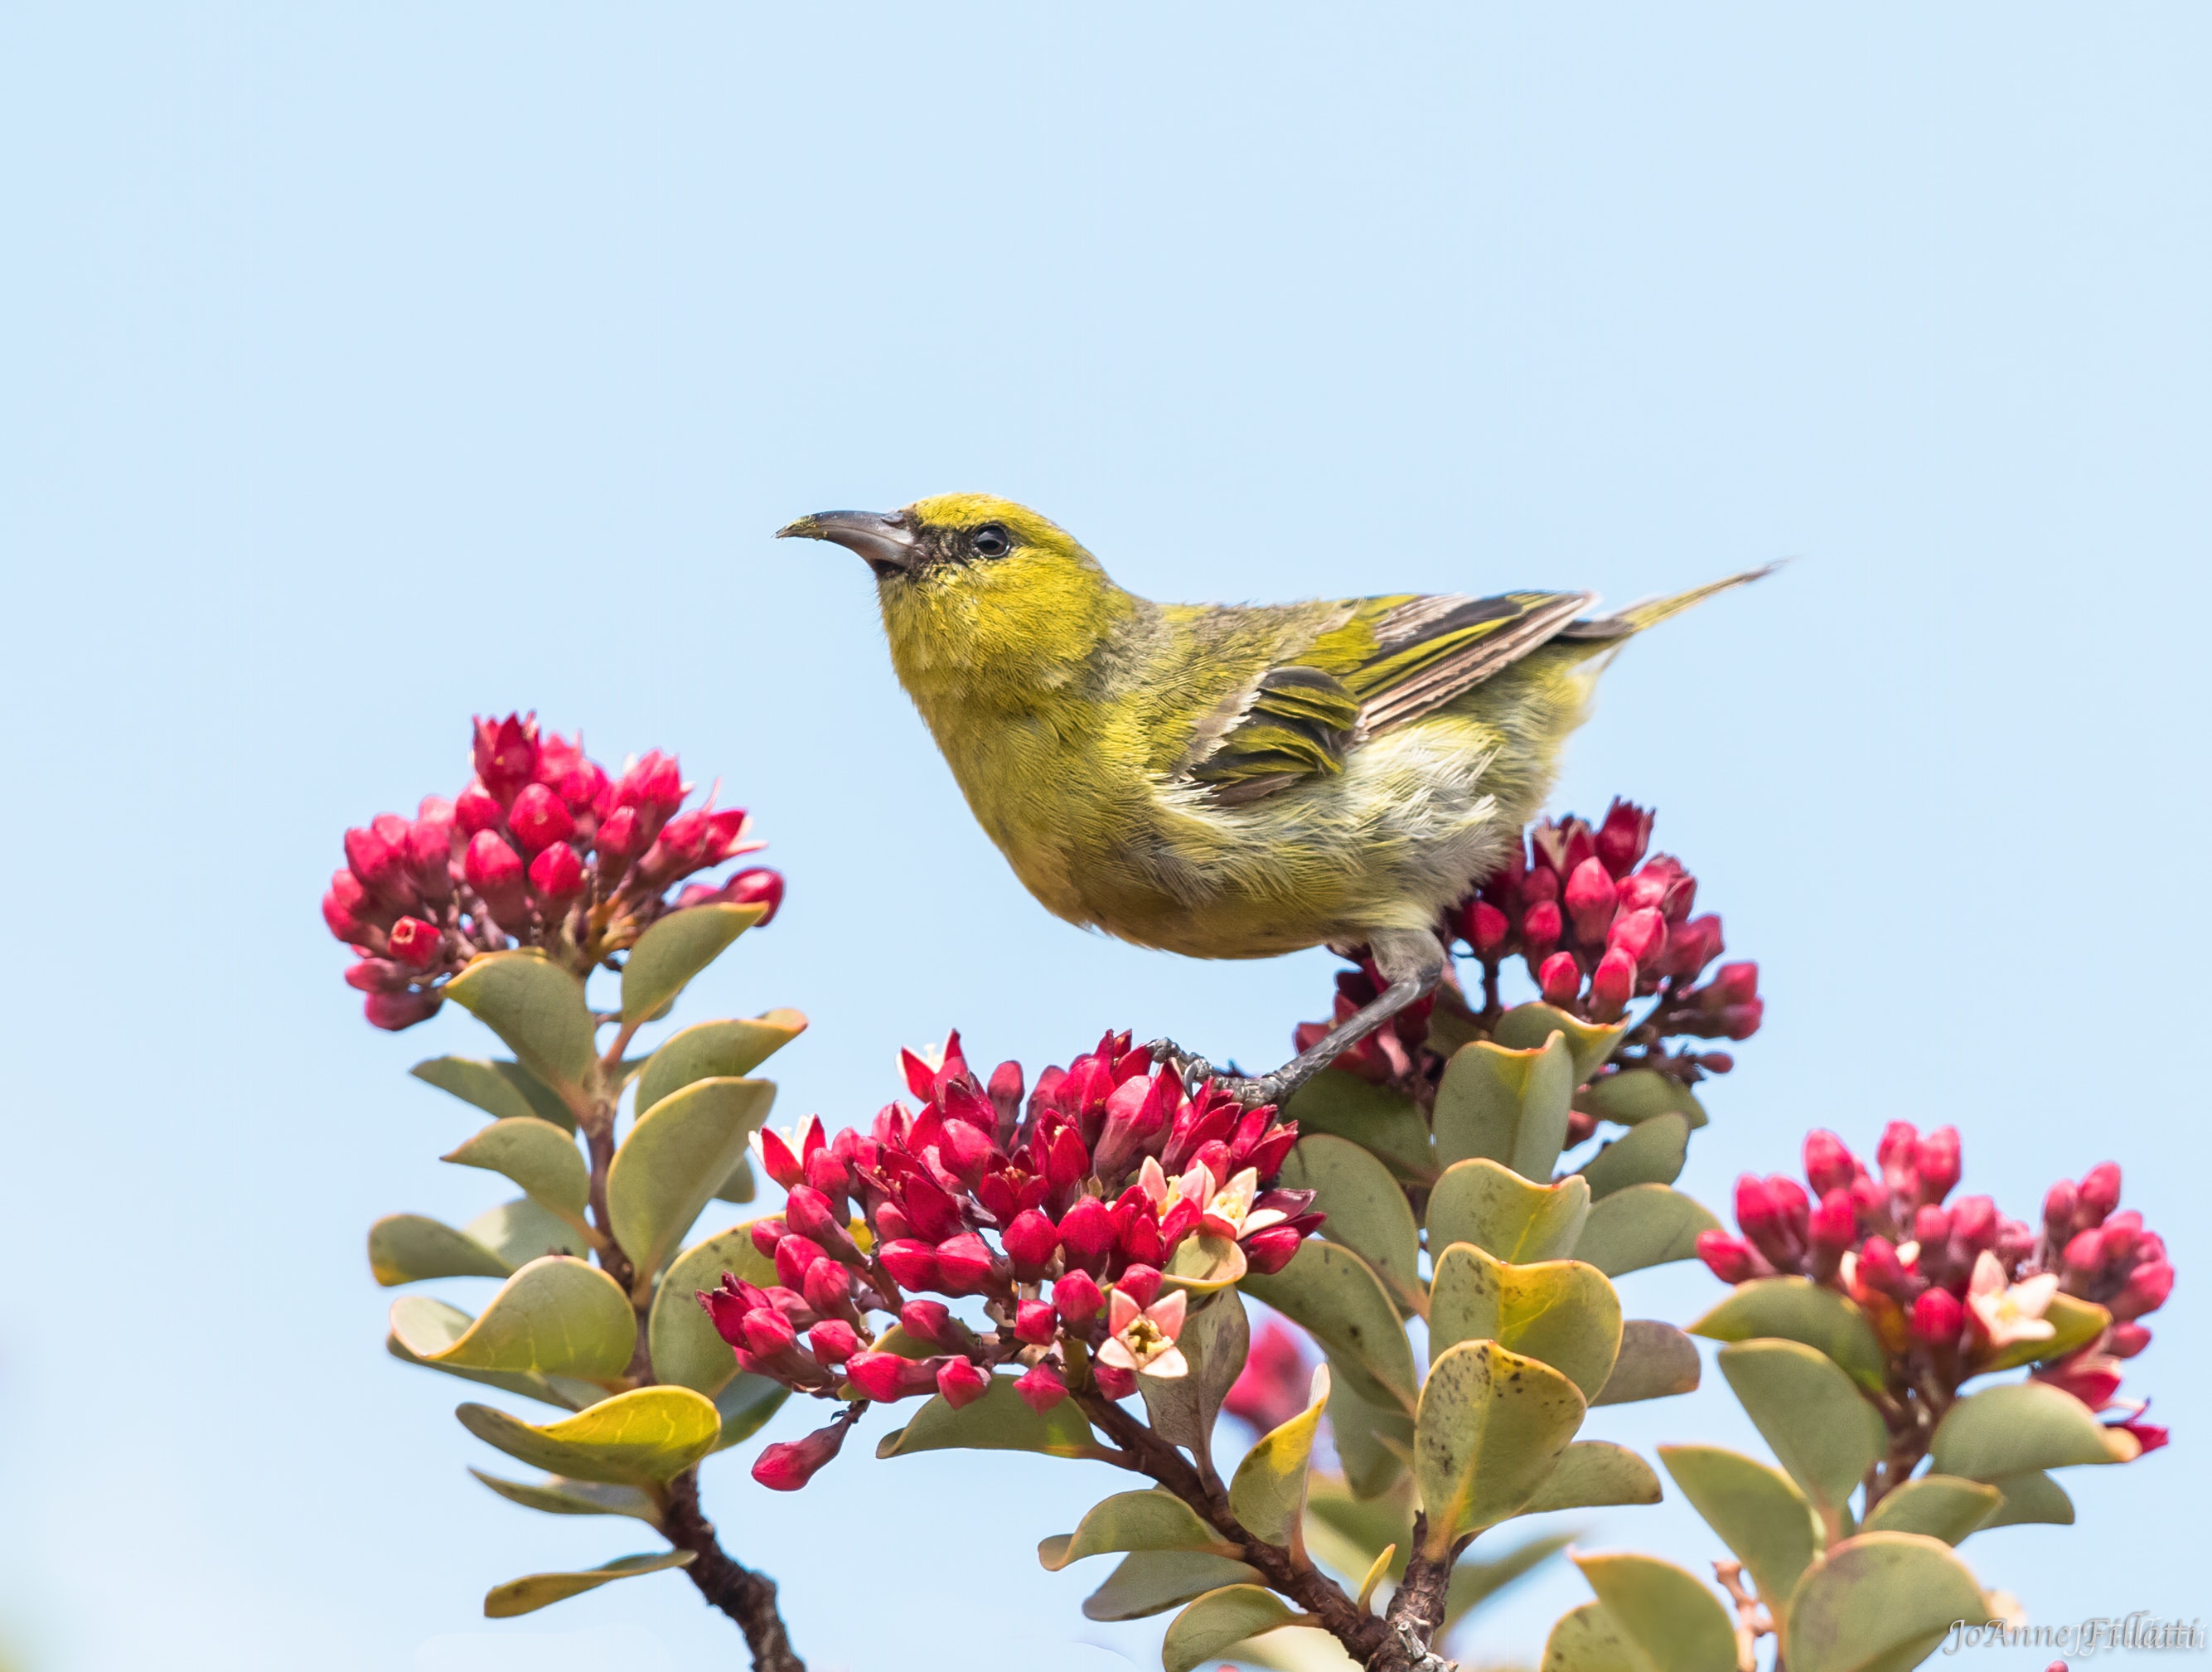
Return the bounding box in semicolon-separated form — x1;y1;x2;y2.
324;712;782;1029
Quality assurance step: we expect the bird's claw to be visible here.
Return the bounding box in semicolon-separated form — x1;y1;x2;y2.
1144;1040;1285;1110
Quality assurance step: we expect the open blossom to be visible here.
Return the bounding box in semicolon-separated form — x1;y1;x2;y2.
1100;1285;1188;1379
1966;1249;2058;1350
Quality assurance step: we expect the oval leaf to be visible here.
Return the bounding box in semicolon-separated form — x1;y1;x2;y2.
1428;1243;1622;1400
391;1255;636;1382
1082;1551;1266;1621
443;952;598;1107
1413;1340;1587;1555
1140;1288;1249;1455
385;1296;598;1409
443;1118;592;1226
1242;1239;1421;1413
1576;1066;1707;1128
1038;1489;1237;1570
412;1054;576;1131
1978;1469;2073;1529
1328;1374;1416;1501
368;1213;512;1286
1858;1474;2001;1544
1573;1553;1739;1672
634;1011;808;1114
1657;1443;1821;1621
877;1373;1103;1460
1576;1113;1690;1199
1434;1033;1577;1180
607;1078;777;1287
1593;1321;1702;1407
647;1219;779;1396
621;904;765;1024
1717;1340;1884;1518
466;1197;590;1267
1275;1135;1422;1308
1518;1440;1663;1515
483;1550;694;1618
1493;1001;1632;1083
1783;1533;1989;1672
469;1468;664;1525
1542;1601;1641;1672
1928;1379;2137;1481
1162;1585;1304;1672
1285;1069;1438;1184
1573;1185;1721;1277
457;1386;722;1485
1426;1159;1590;1265
1689;1277;1886;1391
1230;1364;1331;1547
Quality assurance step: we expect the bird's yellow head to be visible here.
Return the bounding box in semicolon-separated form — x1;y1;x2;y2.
777;493;1132;702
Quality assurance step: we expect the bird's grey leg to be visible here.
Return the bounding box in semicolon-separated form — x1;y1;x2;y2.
1148;928;1447;1112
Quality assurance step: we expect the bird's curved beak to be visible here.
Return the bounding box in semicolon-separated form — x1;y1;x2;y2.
776;509;919;579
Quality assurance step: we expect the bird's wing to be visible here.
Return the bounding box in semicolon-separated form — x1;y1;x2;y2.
1186;589;1595;803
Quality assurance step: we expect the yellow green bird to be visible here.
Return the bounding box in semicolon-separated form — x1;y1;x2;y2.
780;493;1768;1106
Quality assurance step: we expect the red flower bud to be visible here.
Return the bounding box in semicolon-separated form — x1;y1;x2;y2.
1564;857;1619;943
1002;1209;1060;1277
1914;1127;1962;1204
1720;1000;1764;1040
472;713;541;804
2112;1259;2174;1321
1695;1229;1760;1284
1053;1268;1105;1325
2109;1321;2151;1358
1588;947;1636;1018
363;989;440;1030
1464;899;1511;957
1520;899;1563;958
1242;1224;1304;1275
774;1234;827;1292
933;1231;1000;1296
1808;1189;1856;1254
1803;1131;1857;1199
345;821;409;900
464;828;525;895
757;1128;803;1191
740;1306;796;1357
404;815;455;900
1607;906;1667;967
345;957;409;993
527;841;584;901
806;1320;863;1364
1058;1195;1115;1273
386;915;445;972
1537;951;1581;1007
507;783;574;856
1661;914;1723;979
1117;1264;1163;1308
1856;1235;1914;1297
1595;798;1653;878
596;804;643;861
2078;1162;2122;1224
751;1416;849;1491
937;1356;991;1408
1909;1285;1964;1349
803;1257;857;1321
845;1350;939;1402
322;871;376;942
455;781;503;836
719;867;784;925
1014;1299;1059;1345
1714;962;1759;1005
876;1238;940;1292
1014;1361;1068;1413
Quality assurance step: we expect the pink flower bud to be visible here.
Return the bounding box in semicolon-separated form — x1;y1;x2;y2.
1464;899;1511;957
2111;1259;2174;1321
1014;1361;1068;1413
1595;799;1654;878
2078;1162;2122;1224
1053;1268;1105;1325
933;1231;1000;1296
1695;1229;1759;1284
774;1234;827;1292
1117;1264;1163;1308
936;1356;991;1408
751;1416;849;1491
807;1320;863;1364
2109;1321;2152;1358
507;783;574;856
1520;899;1563;959
1909;1285;1964;1349
719;867;784;924
1606;906;1667;967
464;829;526;907
527;841;584;900
757;1129;804;1191
1014;1299;1059;1345
845;1351;939;1402
1734;1175;1802;1267
1808;1189;1856;1254
1537;951;1581;1007
1002;1209;1060;1277
596;804;643;860
344;957;409;993
345;821;409;901
1915;1127;1962;1204
1857;1236;1914;1297
1946;1195;1997;1264
1242;1224;1304;1275
472;713;542;804
386;916;444;972
1588;948;1636;1018
1803;1130;1858;1199
322;871;376;942
1564;857;1619;943
455;782;503;836
1058;1195;1115;1273
748;1218;788;1261
877;1238;939;1292
1720;1000;1764;1040
404;817;455;901
740;1306;796;1357
1714;962;1759;1005
802;1258;855;1320
363;989;440;1030
1661;914;1723;979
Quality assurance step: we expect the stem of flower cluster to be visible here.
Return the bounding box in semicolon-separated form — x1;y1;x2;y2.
1369;1518;1457;1672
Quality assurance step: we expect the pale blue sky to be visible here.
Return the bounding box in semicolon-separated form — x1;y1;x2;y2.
2;7;2207;1670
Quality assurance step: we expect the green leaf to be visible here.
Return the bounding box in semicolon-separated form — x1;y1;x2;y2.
1242;1239;1421;1413
1542;1601;1641;1672
389;1256;636;1382
1303;1471;1413;1578
1426;1159;1590;1265
483;1551;695;1618
1327;1374;1415;1500
1783;1533;1989;1672
465;1197;588;1267
383;1297;599;1409
1275;1135;1422;1309
1592;1321;1701;1406
1231;1364;1331;1547
367;1213;513;1286
1038;1490;1239;1570
709;1374;790;1451
443;1118;593;1236
876;1373;1105;1461
633;1011;809;1115
1929;1379;2137;1480
607;1078;777;1289
712;1153;758;1205
1140;1289;1248;1454
1444;1530;1576;1629
1973;1292;2111;1375
647;1219;779;1396
1576;1113;1690;1199
1082;1551;1266;1621
1858;1475;2001;1544
621;903;766;1024
1572;1553;1739;1672
1572;1185;1720;1277
1518;1440;1663;1514
412;1054;577;1132
457;1386;723;1485
442;952;599;1109
1161;1231;1249;1295
1285;1070;1437;1184
1717;1340;1885;1519
1977;1469;2073;1529
1657;1444;1822;1621
1689;1278;1886;1391
1493;1002;1632;1083
1576;1067;1707;1129
1413;1340;1587;1555
468;1468;664;1525
1433;1033;1577;1180
1163;1586;1305;1672
1428;1243;1622;1401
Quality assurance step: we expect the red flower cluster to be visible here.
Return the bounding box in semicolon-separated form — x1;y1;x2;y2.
701;1029;1324;1491
322;713;783;1030
1698;1123;2172;1451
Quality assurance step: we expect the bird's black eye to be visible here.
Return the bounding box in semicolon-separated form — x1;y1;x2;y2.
970;524;1011;557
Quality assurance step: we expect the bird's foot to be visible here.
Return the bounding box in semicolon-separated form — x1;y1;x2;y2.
1144;1039;1289;1111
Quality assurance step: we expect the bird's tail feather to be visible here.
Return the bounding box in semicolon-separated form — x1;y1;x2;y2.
1557;561;1784;642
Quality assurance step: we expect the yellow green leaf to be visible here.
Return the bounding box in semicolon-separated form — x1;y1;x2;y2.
1858;1475;2001;1545
1493;1001;1633;1083
1518;1440;1662;1515
1542;1601;1640;1672
646;1219;778;1396
457;1385;723;1485
1140;1289;1248;1454
634;1011;807;1115
1573;1552;1739;1672
412;1054;576;1131
482;1550;695;1618
1082;1552;1265;1621
1327;1373;1415;1500
367;1213;512;1286
1572;1185;1720;1277
384;1296;600;1409
1275;1135;1422;1309
1426;1159;1590;1265
1783;1533;1989;1672
1433;1032;1577;1181
1575;1066;1707;1129
1230;1364;1331;1548
1413;1340;1586;1556
1592;1321;1701;1406
443;952;598;1110
1162;1586;1305;1672
607;1078;776;1288
468;1468;664;1525
1160;1231;1249;1295
1658;1443;1822;1625
876;1372;1106;1461
1427;1243;1622;1400
1689;1277;1886;1391
1242;1239;1420;1413
1929;1379;2139;1481
1285;1069;1437;1185
1576;1113;1690;1198
464;1197;588;1267
390;1255;636;1382
443;1117;593;1232
621;903;766;1024
1978;1469;2072;1529
1037;1489;1240;1570
1717;1340;1884;1519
